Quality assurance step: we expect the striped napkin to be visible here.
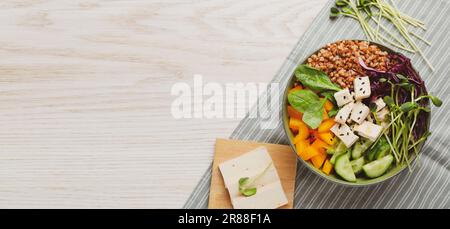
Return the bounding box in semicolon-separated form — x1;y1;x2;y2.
184;0;450;209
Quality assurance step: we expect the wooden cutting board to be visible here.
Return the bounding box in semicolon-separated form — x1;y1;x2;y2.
208;138;297;209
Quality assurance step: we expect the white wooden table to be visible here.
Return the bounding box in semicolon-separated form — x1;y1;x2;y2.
0;0;327;208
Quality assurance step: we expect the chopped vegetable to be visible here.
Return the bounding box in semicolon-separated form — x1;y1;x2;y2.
350;157;365;174
322;160;334;175
293;121;310;144
299;146;320;161
295;65;341;92
363;154;394;178
287;106;303;119
330;0;434;71
318;132;336;146
318;119;336;133
311;148;327;169
335;153;356;182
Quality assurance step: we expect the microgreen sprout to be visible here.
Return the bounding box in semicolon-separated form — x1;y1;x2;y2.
330;0;434;71
238;162;273;197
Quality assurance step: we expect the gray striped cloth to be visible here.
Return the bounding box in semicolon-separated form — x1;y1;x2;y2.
184;0;450;209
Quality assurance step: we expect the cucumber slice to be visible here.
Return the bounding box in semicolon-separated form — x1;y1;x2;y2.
350;157;365;174
335;153;356;182
366;137;389;162
363;154;394;178
328;141;348;155
352;140;372;160
335;141;348;154
330;150;348;165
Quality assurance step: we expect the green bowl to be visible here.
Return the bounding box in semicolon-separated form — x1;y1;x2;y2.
282;40;430;187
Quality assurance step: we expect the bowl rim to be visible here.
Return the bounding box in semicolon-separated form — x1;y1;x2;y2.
282;39;431;187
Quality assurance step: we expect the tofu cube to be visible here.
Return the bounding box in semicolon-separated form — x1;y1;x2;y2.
354;76;371;100
330;123;359;148
374;98;386;112
377;107;390;121
218;147;288;209
350;102;370;124
354;121;383;142
335;102;354;124
334;88;354;107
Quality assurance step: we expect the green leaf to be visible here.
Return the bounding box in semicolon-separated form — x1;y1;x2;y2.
239;177;249;186
400;102;419;113
321;91;337;106
295;65;341;92
369;102;378;113
396;74;408;82
288;89;321;113
335;0;348;7
384;96;395;108
330;7;340;18
399;82;413;91
240;187;257;197
429;95;443;107
328;107;339;118
303;108;324;130
379;78;387;83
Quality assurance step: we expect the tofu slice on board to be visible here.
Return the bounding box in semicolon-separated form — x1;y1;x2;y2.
218;147;288;209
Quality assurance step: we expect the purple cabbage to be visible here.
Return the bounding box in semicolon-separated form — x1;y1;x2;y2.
359;53;430;141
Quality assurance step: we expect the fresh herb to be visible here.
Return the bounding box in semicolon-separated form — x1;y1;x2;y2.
330;0;434;71
288;90;326;129
303;99;327;129
238;162;273;197
288;90;320;113
238;178;257;197
295;65;341;92
321;91;338;106
366;136;390;161
328;107;339;118
361;54;442;169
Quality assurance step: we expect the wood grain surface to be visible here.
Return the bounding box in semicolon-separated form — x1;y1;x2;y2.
208;139;297;209
0;0;327;208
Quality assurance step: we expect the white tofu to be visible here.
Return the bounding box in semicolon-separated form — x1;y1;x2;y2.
350;102;370;124
377;107;390;121
354;121;383;142
335;102;354;124
218;147;288;209
354;76;371;100
228;181;288;209
374;98;386;112
334;88;354;107
330;123;359;148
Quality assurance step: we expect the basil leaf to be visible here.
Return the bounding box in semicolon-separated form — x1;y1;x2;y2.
303;109;323;130
295;65;341;92
288;89;321;113
328;107;339;118
321;91;337;106
302;100;326;129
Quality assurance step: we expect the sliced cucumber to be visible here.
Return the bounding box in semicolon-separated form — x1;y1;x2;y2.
350;157;365;174
363;154;394;178
328;140;347;155
366;136;390;162
330;150;348;165
352;140;372;160
335;153;356;182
